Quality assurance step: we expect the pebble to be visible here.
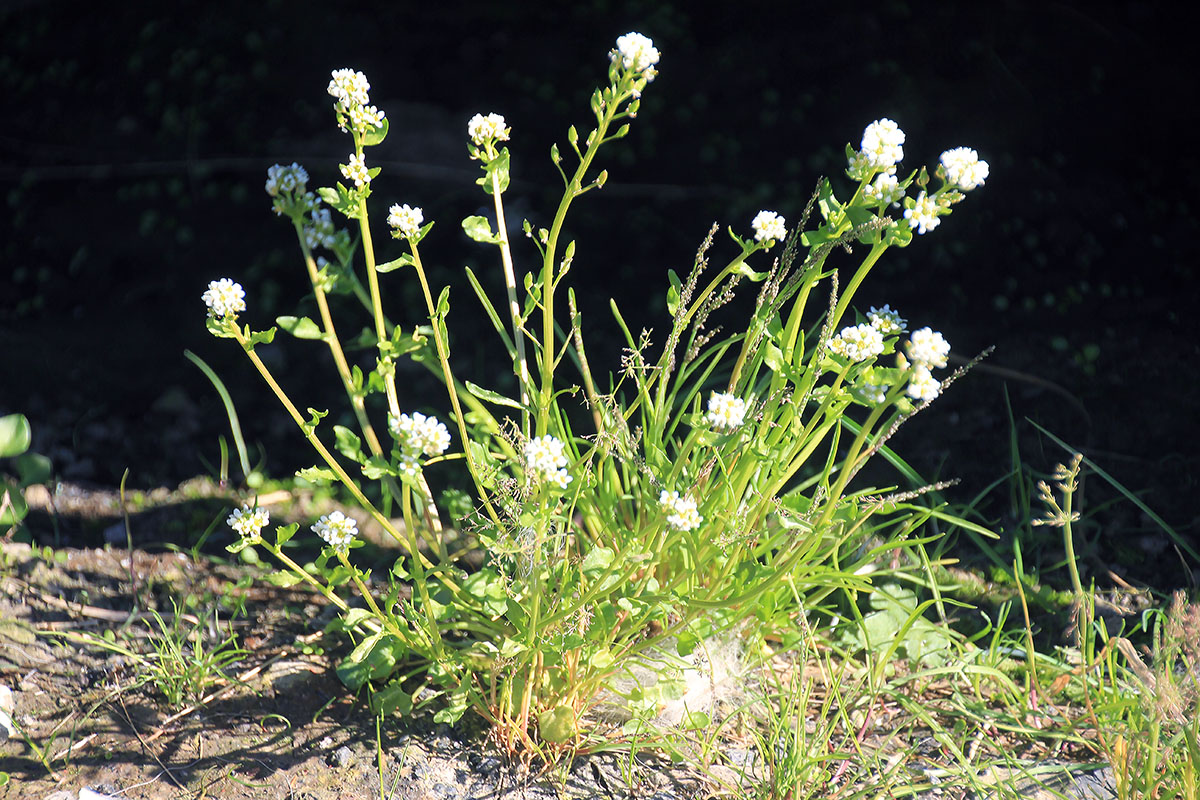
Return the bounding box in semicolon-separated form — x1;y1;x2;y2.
330;744;354;768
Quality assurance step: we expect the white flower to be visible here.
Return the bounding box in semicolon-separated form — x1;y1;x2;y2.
860;118;905;170
612;32;660;79
265;163;309;197
390;411;451;458
305;207;337;250
327;68;371;109
348;104;386;134
524;435;572;490
847;150;897;181
387;203;424;238
940;147;989;191
863;172;903;206
660;490;702;532
907;364;940;402
867;305;906;335
854;382;889;406
312;510;359;552
468;113;509;146
202;278;246;318
706;392;747;431
828;323;885;362
904;191;941;234
906;327;950;369
227;504;269;540
751;210;787;244
340;153;371;188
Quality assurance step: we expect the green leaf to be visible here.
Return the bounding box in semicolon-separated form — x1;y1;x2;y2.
361;115;389;147
0;414;31;458
432;688;468;724
296;465;337;484
462;215;502;244
361;456;395;480
371;682;412;716
265;570;302;588
0;482;28;526
336;632;405;691
333;425;364;463
275;522;299;547
538;705;577;744
276;315;325;340
582;546;614;576
15;452;52;487
302;408;328;436
375;253;413;273
464;381;523;410
205;316;238;339
245;327;277;348
319;183;361;220
666;269;682;316
477;147;511;195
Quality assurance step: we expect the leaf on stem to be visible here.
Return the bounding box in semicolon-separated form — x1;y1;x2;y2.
375;253;413;273
301;408;328;436
462;215;503;244
360;116;389;147
296;465;337;484
477;148;511;195
276;315;326;340
464;381;524;410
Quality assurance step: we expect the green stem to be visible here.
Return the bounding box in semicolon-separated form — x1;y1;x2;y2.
408;242;501;524
537;86;630;433
231;325;431;568
293;220;384;457
490;170;531;437
828;241;888;334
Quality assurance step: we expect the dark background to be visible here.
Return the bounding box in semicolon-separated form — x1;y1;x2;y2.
2;1;1196;585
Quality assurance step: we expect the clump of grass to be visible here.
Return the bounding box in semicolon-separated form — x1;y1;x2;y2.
48;602;246;710
1093;591;1200;799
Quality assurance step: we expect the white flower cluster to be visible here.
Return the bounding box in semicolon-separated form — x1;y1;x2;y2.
940;147;989;191
612;32;660;80
707;391;747;431
348;104;385;134
828;323;885;362
326;69;386;135
391;411;451;477
328;69;371;109
387;203;424;238
524;435;572;490
468;112;509;146
904;191;942;234
340;152;371;188
660;490;702;532
227;504;269;540
904;327;952;402
202;278;246;319
867;304;906;335
305;207;337;251
265;163;309;197
863;173;903;206
906;327;950;369
751;210;787;244
312;510;358;552
861;118;905;169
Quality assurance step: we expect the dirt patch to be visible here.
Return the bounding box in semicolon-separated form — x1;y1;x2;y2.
0;540;715;800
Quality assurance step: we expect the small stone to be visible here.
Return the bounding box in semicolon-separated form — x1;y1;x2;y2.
330;744;354;768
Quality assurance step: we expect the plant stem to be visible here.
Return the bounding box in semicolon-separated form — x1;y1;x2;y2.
490;171;531;437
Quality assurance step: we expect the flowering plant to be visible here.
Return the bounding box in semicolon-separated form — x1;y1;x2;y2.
204;33;989;756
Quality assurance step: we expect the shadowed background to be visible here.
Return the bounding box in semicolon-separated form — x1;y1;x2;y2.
2;1;1196;584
